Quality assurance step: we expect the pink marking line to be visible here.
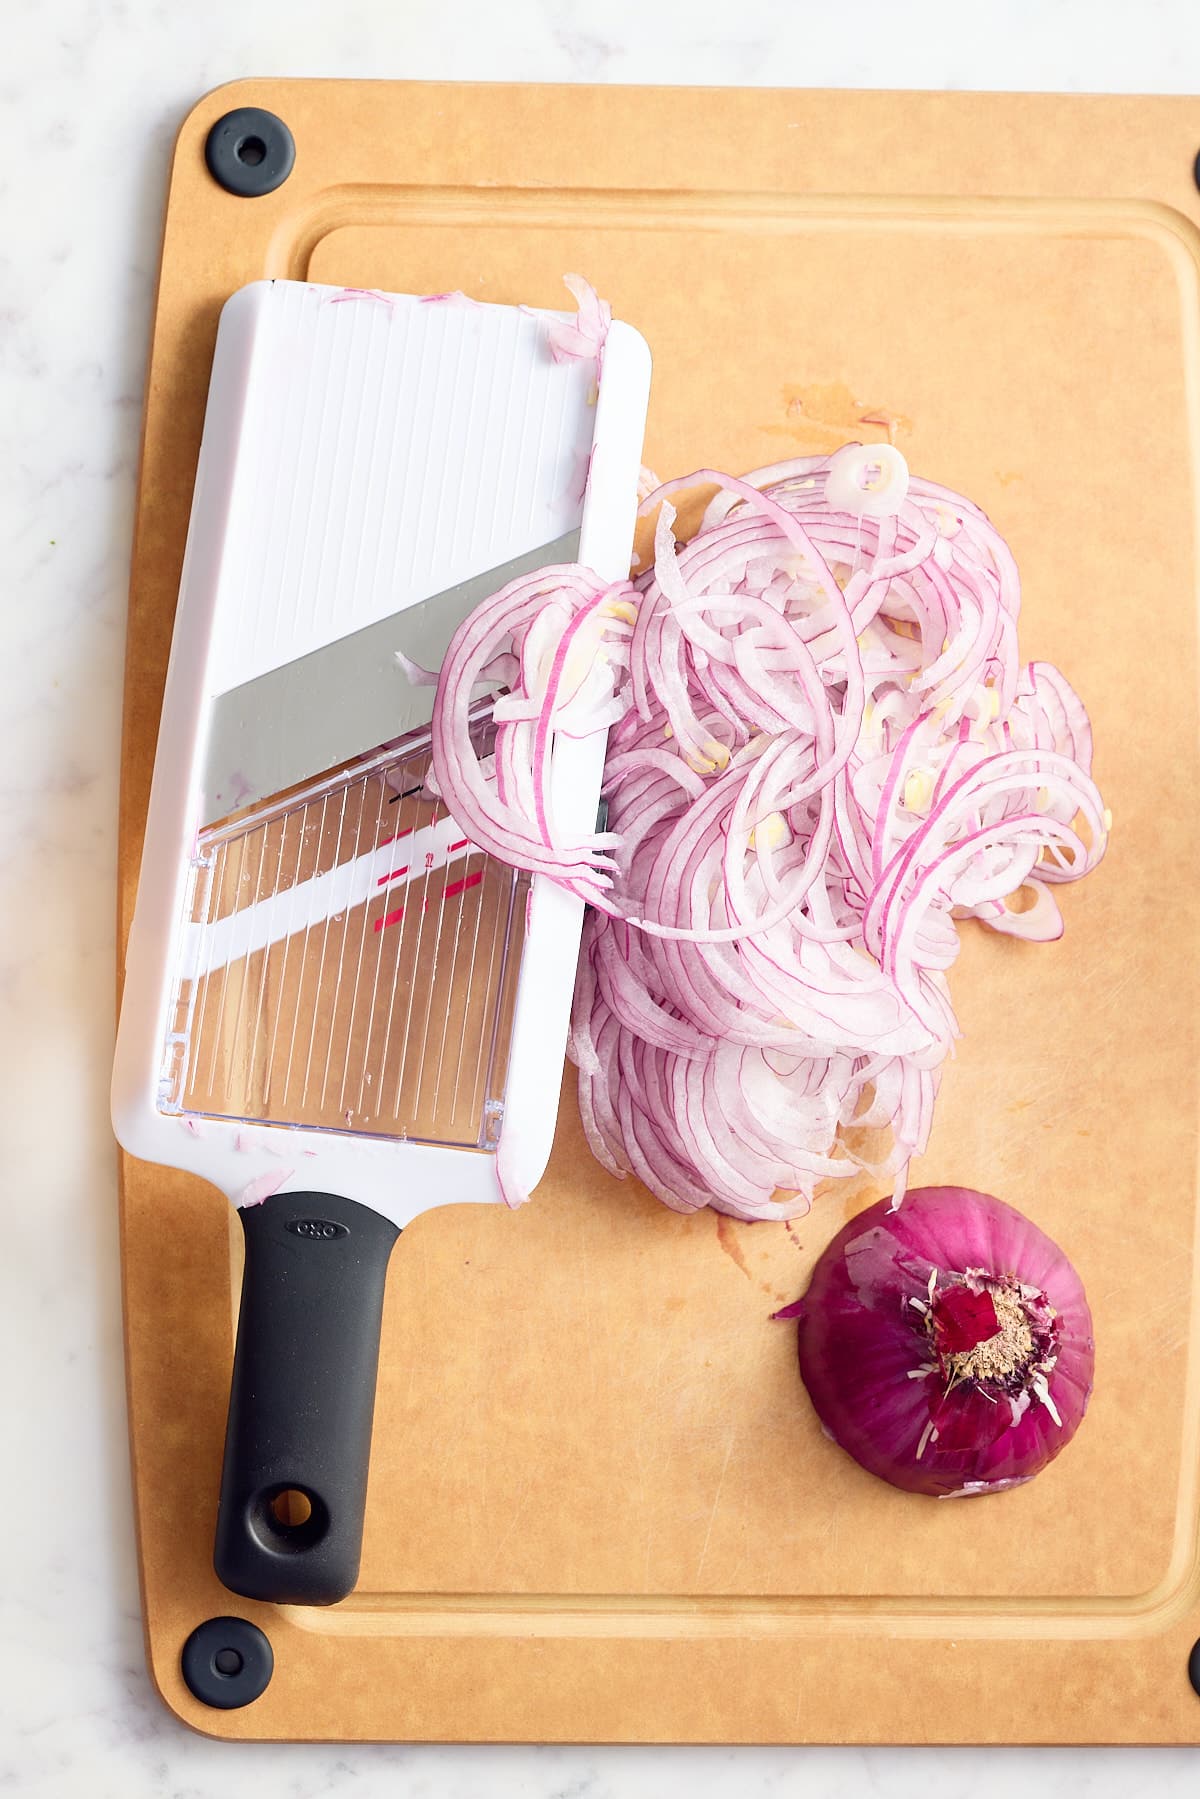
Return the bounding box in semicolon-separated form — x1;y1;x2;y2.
442;870;484;902
376;863;410;887
377;826;414;850
374;905;406;934
448;837;470;852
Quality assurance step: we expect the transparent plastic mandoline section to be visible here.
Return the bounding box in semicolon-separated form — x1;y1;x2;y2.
159;724;529;1150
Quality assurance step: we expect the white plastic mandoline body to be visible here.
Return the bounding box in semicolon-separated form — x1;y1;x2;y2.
112;278;651;1226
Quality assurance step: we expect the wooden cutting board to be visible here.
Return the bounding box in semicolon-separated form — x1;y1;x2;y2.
119;78;1200;1743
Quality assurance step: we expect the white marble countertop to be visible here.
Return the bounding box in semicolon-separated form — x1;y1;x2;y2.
4;1;1200;1792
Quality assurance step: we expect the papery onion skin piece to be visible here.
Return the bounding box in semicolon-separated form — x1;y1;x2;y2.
785;1186;1095;1497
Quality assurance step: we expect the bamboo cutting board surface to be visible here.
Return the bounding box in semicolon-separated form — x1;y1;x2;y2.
119;79;1200;1742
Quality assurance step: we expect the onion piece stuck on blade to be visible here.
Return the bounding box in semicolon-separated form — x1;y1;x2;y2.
430;421;1109;1216
778;1185;1095;1496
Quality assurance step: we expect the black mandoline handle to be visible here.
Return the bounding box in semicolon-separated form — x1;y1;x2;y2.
213;1191;400;1605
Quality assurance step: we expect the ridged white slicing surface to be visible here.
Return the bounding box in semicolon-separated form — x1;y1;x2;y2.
210;284;596;694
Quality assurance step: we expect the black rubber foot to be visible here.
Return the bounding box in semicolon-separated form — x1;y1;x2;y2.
205;107;295;198
1190;1636;1200;1698
181;1615;274;1709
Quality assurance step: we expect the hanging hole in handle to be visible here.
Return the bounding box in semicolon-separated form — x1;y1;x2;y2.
270;1487;313;1528
251;1483;329;1552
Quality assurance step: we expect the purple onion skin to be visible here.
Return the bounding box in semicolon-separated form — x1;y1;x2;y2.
792;1186;1095;1498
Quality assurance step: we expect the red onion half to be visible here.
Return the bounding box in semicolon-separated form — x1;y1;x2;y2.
781;1186;1095;1497
430;429;1108;1215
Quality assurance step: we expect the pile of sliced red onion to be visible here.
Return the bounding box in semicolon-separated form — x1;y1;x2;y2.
431;364;1107;1218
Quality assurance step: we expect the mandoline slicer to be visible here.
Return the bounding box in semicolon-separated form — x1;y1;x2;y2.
112;279;651;1604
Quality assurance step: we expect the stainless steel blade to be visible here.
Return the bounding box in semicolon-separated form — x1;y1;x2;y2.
202;528;581;821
